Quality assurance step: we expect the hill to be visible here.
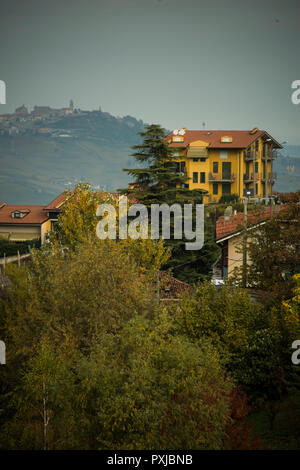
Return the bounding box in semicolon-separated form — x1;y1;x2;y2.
0;109;146;204
0;107;299;204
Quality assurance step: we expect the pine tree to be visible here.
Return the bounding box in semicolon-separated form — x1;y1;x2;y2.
120;124;219;283
121;123;203;205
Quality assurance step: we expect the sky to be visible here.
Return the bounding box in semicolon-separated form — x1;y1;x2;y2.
0;0;300;143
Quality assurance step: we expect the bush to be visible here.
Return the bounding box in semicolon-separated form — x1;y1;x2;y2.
0;238;40;258
218;194;239;204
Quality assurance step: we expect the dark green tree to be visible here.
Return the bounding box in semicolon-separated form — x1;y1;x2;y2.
120;124;220;283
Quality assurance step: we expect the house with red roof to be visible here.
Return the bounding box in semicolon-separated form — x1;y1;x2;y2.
215;204;284;279
166;127;282;203
0;192;71;244
0;202;51;244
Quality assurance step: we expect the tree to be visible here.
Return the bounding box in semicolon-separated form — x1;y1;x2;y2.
52;182;115;248
121;124;220;283
233;202;300;305
76;312;233;450
0;238;233;450
175;282;287;401
120;124;203;205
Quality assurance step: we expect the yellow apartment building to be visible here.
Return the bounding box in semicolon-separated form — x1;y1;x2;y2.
166;128;282;203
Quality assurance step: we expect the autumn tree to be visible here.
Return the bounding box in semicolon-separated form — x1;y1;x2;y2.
233;202;300;305
0;238;234;450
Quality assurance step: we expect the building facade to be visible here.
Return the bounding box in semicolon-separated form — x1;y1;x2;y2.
166;128;282;203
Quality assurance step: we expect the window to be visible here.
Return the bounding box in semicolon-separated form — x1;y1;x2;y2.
193;172;198;183
200;172;205;183
176;161;185;173
13;211;21;218
193;158;199;162
255;140;259;151
222;183;231;195
255;162;258;173
200;157;206;162
213;162;218;173
213;183;218;195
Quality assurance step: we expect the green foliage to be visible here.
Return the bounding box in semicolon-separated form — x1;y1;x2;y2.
0;237;40;257
52;182;115;248
0;238;233;449
121;124;219;283
76;313;232;450
218;194;239;204
120;124;203;205
174;282;290;400
233;202;300;304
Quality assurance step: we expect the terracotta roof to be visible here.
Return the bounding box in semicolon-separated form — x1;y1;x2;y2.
159;271;192;299
44;192;69;210
216;205;286;241
166;129;282;149
0;205;49;225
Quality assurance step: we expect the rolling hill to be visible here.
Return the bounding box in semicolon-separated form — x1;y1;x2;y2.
0;109;299;204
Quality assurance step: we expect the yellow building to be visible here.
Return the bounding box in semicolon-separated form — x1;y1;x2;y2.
166;128;282;203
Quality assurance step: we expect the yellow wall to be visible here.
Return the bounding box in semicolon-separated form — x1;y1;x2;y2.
41;219;52;243
172;137;275;203
227;233;253;278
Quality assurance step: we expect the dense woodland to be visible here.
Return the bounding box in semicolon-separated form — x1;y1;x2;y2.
0;126;299;450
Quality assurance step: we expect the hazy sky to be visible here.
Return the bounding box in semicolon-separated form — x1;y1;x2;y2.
1;0;300;143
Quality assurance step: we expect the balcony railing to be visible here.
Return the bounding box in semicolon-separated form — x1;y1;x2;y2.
261;172;277;183
209;173;236;182
244;151;259;161
244;173;260;182
262;150;278;160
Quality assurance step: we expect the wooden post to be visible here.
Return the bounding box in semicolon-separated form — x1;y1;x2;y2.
17;250;20;267
157;271;160;304
270;196;274;216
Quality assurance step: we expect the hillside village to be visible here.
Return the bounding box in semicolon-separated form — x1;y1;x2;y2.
0;101;144;140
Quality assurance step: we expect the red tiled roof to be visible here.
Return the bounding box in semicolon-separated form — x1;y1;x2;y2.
166;129;282;149
44;192;69;210
158;271;192;299
0;205;49;225
216;205;286;241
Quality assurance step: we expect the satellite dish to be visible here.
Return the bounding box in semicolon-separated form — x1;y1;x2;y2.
224;206;233;221
179;128;186;135
173;129;179;135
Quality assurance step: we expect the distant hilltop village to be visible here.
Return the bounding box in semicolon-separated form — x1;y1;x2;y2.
0;101;142;138
0;100;75;136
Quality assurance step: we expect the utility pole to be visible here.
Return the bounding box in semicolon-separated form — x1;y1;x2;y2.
242;198;248;288
270;195;274;217
253;146;256;198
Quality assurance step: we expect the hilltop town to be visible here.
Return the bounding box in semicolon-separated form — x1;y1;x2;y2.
0;101;144;140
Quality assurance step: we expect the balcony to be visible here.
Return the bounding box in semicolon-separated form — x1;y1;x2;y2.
186;148;208;158
244;150;259;161
209;172;236;183
244;173;260;182
262;149;278;160
261;172;277;183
